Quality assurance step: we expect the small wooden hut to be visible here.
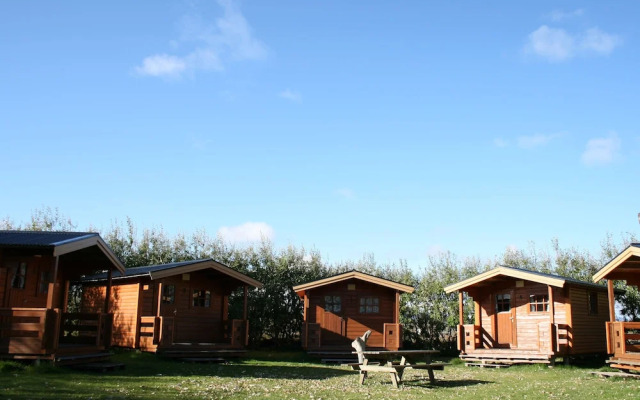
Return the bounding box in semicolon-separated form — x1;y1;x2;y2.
444;266;611;365
82;258;262;358
293;270;414;353
593;243;640;372
0;231;125;364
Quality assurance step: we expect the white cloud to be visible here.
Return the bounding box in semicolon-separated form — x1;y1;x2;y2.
336;188;356;200
517;133;561;149
581;132;621;166
279;89;302;103
217;222;274;243
526;25;575;62
493;138;508;148
548;9;584;22
524;25;621;62
581;28;621;55
135;0;266;78
135;54;187;77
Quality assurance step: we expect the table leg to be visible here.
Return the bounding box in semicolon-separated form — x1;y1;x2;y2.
390;372;399;388
359;359;368;385
427;368;435;385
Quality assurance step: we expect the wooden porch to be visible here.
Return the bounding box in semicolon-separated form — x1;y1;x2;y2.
457;323;569;365
0;307;113;364
605;321;640;372
138;315;249;358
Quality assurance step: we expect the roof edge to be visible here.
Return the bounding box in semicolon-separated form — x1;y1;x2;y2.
293;270;414;294
593;245;640;282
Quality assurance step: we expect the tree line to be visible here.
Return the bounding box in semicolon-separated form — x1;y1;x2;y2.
2;207;638;351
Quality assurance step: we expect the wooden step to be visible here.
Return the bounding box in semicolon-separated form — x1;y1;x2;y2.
55;352;112;366
69;362;125;372
181;357;226;363
466;362;510;368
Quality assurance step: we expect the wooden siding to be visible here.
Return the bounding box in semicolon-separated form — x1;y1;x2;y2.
0;267;6;307
1;256;54;309
82;283;140;348
569;286;608;354
158;273;226;343
306;278;398;349
476;281;569;352
82;268;237;349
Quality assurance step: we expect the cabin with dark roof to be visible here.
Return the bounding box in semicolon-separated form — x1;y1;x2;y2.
593;243;640;372
444;266;611;365
293;271;414;353
0;230;125;364
81;258;262;358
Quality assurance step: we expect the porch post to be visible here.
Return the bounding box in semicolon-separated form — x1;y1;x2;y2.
304;292;309;348
458;291;464;325
243;285;248;320
46;256;60;309
548;285;555;324
243;285;249;347
156;282;163;318
395;290;400;324
104;268;112;314
607;279;616;322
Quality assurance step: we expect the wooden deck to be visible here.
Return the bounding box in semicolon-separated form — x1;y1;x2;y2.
460;348;555;365
158;343;246;360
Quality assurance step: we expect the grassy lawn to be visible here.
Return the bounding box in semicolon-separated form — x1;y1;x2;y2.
1;351;640;399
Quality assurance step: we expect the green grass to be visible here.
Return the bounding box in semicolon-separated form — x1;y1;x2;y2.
1;350;640;399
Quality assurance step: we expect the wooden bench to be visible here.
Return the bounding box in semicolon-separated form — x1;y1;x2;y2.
354;358;449;388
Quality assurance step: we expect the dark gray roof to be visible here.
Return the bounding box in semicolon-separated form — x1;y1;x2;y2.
596;243;640;273
500;265;607;290
84;259;217;281
0;230;99;248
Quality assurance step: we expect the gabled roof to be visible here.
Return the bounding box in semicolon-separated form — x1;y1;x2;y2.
83;258;262;288
444;265;607;293
593;243;640;282
0;230;125;273
293;270;414;297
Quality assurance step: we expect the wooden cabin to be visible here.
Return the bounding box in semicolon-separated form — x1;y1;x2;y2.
0;231;125;364
593;243;640;372
81;258;262;358
444;266;611;365
293;271;414;353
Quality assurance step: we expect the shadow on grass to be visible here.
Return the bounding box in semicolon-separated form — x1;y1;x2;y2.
66;361;355;380
401;377;492;389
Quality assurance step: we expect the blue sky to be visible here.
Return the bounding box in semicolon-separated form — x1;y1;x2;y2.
1;1;638;268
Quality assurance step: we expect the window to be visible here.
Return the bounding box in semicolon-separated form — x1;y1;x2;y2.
192;289;211;307
360;297;379;314
38;270;51;294
11;262;27;289
588;292;598;315
529;294;549;312
496;294;511;313
324;296;341;313
162;285;175;304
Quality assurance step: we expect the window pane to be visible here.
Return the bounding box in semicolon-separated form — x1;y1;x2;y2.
325;296;331;303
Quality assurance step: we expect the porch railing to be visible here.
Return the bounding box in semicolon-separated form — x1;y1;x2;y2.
383;323;402;350
302;323;321;349
0;308;51;354
0;308;112;355
139;316;175;349
607;321;640;359
459;324;481;352
59;312;113;347
230;319;248;348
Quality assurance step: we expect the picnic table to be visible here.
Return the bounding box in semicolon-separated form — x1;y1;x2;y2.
351;349;448;388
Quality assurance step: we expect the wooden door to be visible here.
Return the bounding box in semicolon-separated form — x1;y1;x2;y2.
321;295;349;346
495;292;516;347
